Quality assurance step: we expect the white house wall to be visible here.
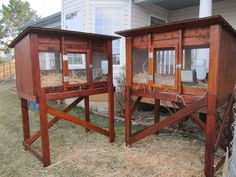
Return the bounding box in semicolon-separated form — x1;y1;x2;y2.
131;3;170;28
61;0;86;30
170;0;236;29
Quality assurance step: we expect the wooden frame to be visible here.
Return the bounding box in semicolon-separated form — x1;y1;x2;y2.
9;27;119;166
117;16;236;177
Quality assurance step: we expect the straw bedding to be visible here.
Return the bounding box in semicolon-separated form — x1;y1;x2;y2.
40;73;108;87
133;72;175;86
40;73;63;87
134;72;208;87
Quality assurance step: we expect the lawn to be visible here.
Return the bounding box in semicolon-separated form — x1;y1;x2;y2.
0;80;222;177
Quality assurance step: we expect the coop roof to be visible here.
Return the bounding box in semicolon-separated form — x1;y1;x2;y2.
116;15;236;38
9;27;120;48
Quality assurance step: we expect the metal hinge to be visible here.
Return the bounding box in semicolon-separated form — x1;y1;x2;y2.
63;55;68;61
148;52;153;59
176;64;182;69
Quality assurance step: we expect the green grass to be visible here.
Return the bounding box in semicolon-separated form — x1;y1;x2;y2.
0;80;222;177
0;60;5;64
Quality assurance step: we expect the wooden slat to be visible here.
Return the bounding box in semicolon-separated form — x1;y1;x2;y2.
27;97;85;145
131;96;142;114
131;96;207;144
47;106;110;136
23;141;43;162
46;87;108;100
132;89;201;104
215;94;235;149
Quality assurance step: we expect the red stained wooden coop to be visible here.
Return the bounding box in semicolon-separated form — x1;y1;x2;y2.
116;16;236;177
9;27;119;167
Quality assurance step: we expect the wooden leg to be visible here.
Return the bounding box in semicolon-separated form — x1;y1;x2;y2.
204;95;216;177
154;99;160;134
108;85;115;142
84;96;90;132
125;86;132;146
20;98;30;142
38;92;51;167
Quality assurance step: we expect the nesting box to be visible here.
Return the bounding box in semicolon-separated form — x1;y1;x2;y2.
9;27;118;166
117;16;236;177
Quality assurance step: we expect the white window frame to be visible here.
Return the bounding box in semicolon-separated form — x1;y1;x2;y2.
149;14;167;26
94;6;124;66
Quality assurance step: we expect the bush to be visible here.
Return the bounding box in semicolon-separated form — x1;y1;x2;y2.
114;66;126;117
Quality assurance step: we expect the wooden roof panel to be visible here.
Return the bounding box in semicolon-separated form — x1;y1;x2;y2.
116;15;236;38
9;27;120;48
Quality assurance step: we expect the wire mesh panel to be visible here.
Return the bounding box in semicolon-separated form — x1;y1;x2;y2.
132;49;148;84
39;52;62;87
68;53;87;84
154;48;176;86
92;52;108;82
182;47;209;88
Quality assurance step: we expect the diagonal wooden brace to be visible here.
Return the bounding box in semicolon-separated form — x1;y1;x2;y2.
174;102;206;132
27;97;85;145
131;96;142;114
215;93;235;151
47;106;110;136
130;96;207;144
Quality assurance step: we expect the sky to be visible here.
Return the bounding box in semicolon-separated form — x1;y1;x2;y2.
0;0;61;17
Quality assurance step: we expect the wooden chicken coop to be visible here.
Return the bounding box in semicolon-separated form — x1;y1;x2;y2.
9;27;119;167
116;16;236;177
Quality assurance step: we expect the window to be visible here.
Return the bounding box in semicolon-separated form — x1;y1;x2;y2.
67;53;86;69
65;10;83;31
154;49;176;86
182;47;209;88
39;52;62;87
95;7;122;65
150;15;166;26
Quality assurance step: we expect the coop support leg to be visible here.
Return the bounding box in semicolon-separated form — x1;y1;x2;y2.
204;94;217;177
125;86;132;146
84;96;90;132
108;85;115;142
20;98;30;143
39;92;51;167
154;99;160;134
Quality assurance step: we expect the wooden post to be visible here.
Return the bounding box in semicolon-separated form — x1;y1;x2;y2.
87;39;93;83
107;40;115;142
204;25;221;177
108;85;115;142
125;86;132;146
126;37;132;86
61;36;68;91
38;91;51;167
154;99;160;134
20;98;30;142
84;96;90;132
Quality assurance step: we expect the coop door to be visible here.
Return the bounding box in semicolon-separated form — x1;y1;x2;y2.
67;53;87;84
39;51;63;88
154;48;177;89
92;52;108;82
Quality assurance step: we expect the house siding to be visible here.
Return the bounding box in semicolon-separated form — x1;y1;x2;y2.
170;0;236;29
61;0;86;30
131;3;170;28
61;0;131;85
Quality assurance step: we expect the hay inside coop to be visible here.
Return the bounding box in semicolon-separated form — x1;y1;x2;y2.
132;49;149;84
39;51;63;87
154;48;176;86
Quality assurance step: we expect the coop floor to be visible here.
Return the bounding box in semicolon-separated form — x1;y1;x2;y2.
0;80;223;177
